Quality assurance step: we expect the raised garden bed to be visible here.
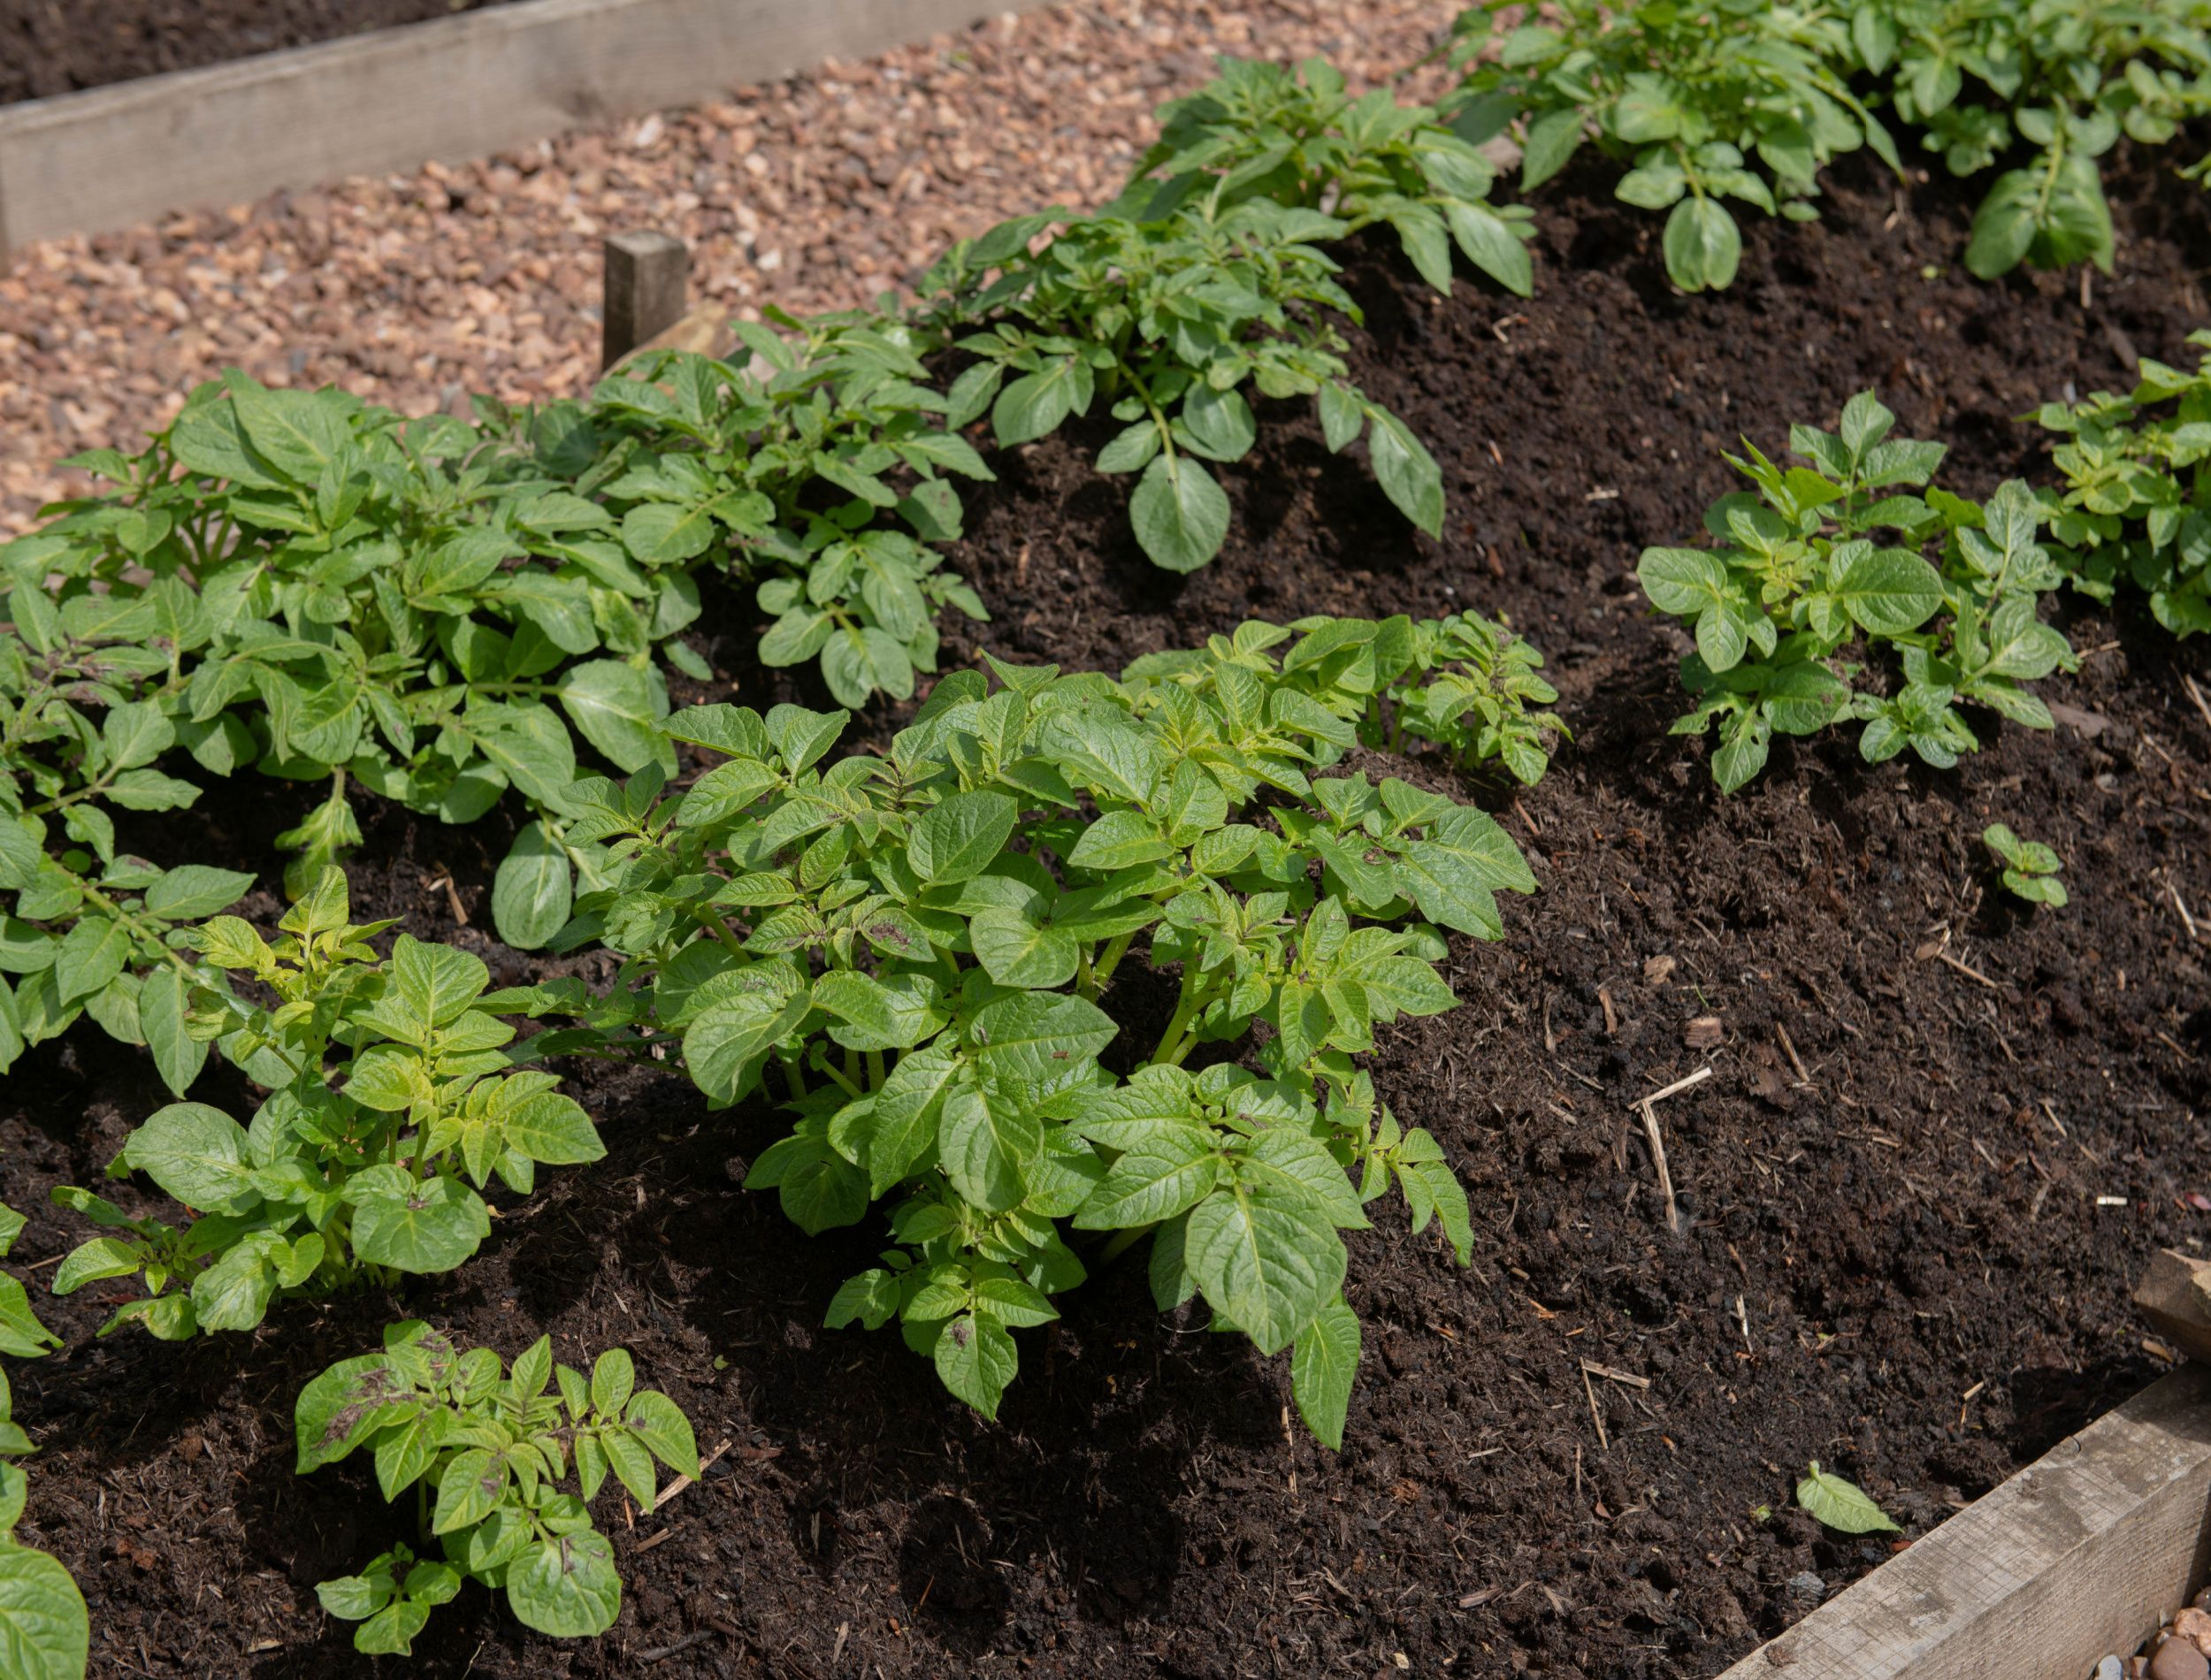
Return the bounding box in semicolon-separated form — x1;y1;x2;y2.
1;133;2207;1680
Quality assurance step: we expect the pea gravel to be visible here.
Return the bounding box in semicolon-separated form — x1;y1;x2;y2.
0;0;1471;532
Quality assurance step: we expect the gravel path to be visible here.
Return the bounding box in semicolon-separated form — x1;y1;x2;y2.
0;0;1467;533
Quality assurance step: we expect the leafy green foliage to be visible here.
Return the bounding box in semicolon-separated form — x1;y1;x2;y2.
1983;822;2068;905
0;373;705;971
1638;391;2075;790
49;868;604;1338
297;1322;700;1653
1795;1459;1901;1533
1863;0;2209;278
1440;0;2211;286
595;309;992;707
0;1203;87;1680
493;620;1544;1441
1122;55;1536;298
1119;609;1565;788
1440;0;1894;292
2033;329;2211;637
924;196;1446;575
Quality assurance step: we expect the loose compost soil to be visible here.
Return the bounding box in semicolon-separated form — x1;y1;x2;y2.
0;0;514;107
3;150;2208;1680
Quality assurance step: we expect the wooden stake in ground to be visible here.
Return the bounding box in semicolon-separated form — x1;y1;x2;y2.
1633;1065;1711;1237
602;231;690;367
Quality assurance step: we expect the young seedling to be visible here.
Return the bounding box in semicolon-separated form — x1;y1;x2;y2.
1638;391;2075;790
1983;823;2068;906
297;1322;700;1653
49;867;605;1338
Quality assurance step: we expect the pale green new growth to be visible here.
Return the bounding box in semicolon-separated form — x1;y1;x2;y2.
48;867;605;1339
297;1323;700;1654
1983;822;2069;905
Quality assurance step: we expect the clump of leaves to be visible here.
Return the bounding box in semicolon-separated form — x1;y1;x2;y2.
0;1201;87;1680
593;311;993;711
1437;0;1894;292
1795;1460;1901;1534
1121;55;1536;298
1;372;708;966
49;867;604;1339
499;625;1544;1445
1983;822;2069;905
2033;329;2211;638
1637;391;2075;790
1853;0;2211;279
922;196;1446;575
297;1322;700;1653
1119;610;1566;786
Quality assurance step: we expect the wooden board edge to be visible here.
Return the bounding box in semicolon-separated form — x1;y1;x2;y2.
1718;1367;2211;1679
0;0;1052;257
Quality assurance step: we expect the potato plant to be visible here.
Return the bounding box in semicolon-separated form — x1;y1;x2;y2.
49;868;604;1338
1983;822;2068;905
922;198;1447;575
297;1322;699;1653
1121;55;1536;298
2033;329;2211;637
0;375;702;968
592;309;993;707
0;1201;85;1680
496;617;1545;1445
1121;609;1565;787
1437;0;1894;291
1638;391;2075;790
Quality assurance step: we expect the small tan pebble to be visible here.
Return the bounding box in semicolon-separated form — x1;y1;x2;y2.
2175;1607;2211;1654
2152;1636;2210;1680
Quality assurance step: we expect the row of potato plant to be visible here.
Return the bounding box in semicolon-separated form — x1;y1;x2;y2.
0;56;1530;1096
1440;0;2211;290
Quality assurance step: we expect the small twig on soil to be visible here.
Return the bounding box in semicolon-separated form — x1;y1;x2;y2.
1579;1360;1650;1392
1598;987;1617;1035
1633;1066;1710;1238
639;1630;723;1664
652;1437;732;1508
1774;1023;1811;1086
424;870;468;926
1580;1364;1609;1452
1934;950;1999;989
1735;1294;1753;1354
2167;876;2201;943
2185;673;2211;733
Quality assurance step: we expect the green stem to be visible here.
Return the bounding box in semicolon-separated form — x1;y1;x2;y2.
812;1051;862;1100
1091;929;1136;990
866;1050;887;1093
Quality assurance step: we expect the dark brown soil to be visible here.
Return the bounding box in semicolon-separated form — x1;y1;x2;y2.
0;0;513;106
4;149;2208;1680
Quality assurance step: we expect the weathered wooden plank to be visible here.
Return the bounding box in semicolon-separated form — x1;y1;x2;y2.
0;0;1048;257
1719;1367;2211;1680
